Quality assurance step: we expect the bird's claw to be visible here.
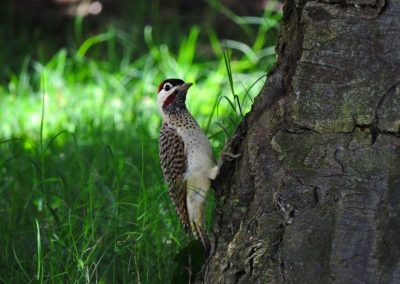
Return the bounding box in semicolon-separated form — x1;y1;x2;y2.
215;151;240;173
221;151;241;162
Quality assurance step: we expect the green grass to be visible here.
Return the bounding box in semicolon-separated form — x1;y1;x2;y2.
0;2;281;283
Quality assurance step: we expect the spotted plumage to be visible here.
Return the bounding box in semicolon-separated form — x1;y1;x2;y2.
159;123;189;232
157;78;219;254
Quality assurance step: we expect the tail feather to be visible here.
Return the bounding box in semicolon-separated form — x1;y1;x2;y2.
192;222;211;256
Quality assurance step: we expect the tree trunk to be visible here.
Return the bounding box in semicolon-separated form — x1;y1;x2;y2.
201;0;400;283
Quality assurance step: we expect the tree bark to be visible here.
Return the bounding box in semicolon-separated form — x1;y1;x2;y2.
201;0;400;283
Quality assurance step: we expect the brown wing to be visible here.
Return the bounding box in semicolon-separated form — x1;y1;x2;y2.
159;123;189;232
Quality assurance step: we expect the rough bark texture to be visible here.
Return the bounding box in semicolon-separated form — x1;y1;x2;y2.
200;0;400;283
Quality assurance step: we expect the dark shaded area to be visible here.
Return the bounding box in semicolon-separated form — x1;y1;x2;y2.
172;240;206;283
203;0;400;283
0;0;279;82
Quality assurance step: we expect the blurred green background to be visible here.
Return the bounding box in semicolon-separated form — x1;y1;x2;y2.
0;0;281;282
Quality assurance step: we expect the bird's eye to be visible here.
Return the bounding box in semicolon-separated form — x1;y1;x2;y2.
164;83;172;91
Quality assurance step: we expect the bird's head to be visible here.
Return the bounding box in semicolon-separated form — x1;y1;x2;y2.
157;78;193;114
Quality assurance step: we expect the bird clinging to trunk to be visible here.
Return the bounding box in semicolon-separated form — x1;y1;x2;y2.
157;78;220;255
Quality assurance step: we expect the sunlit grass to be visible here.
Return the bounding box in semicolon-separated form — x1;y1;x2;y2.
2;25;273;145
0;2;281;282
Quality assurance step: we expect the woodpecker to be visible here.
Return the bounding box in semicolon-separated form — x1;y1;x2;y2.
157;78;220;254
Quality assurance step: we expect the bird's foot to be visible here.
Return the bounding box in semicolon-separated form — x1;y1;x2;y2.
209;133;242;181
220;132;242;162
213;151;241;178
209;151;240;180
221;151;241;162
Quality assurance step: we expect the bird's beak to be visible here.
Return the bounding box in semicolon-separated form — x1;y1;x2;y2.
177;83;193;94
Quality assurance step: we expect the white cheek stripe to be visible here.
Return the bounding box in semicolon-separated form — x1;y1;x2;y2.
157;86;179;113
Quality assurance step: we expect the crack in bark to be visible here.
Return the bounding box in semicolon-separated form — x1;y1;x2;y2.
245;244;259;278
284;124;321;134
233;269;245;284
315;0;387;18
373;82;400;133
324;0;381;8
314;186;320;205
333;148;346;175
295;176;321;205
347;83;400;145
280;261;287;283
284;81;399;142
